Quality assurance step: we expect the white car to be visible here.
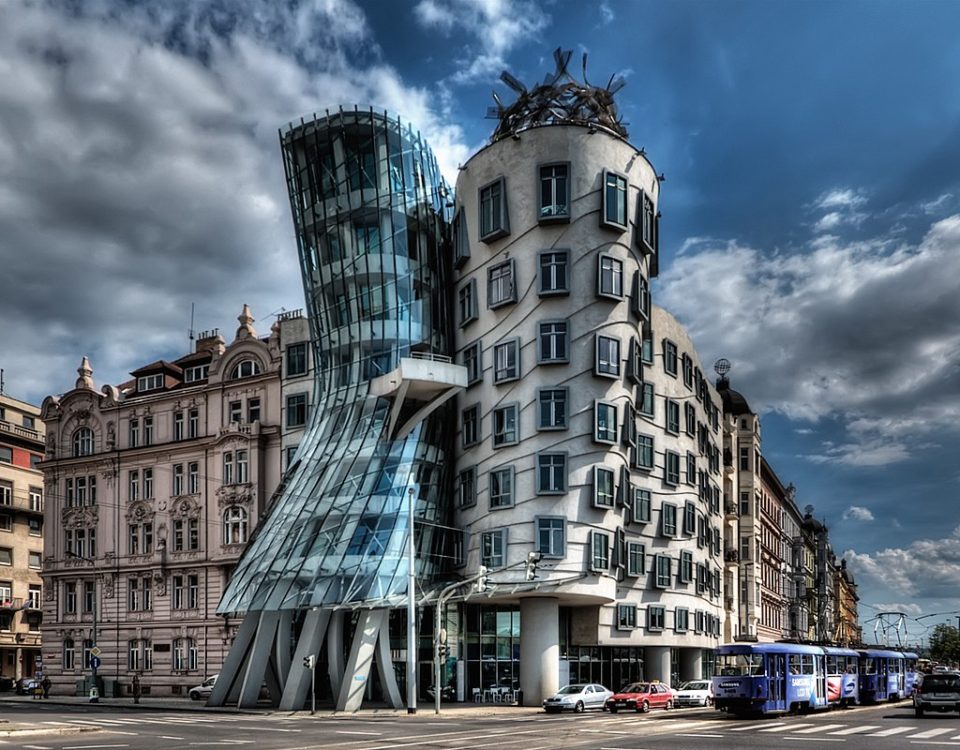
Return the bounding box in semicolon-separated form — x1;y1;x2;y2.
674;679;713;707
188;674;218;701
542;683;614;713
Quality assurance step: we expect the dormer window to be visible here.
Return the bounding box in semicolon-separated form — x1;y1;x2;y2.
184;365;209;383
137;374;163;392
231;360;262;379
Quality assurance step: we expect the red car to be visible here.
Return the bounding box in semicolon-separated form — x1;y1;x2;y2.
605;681;675;713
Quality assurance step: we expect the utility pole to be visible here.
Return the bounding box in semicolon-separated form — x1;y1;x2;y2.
406;487;417;714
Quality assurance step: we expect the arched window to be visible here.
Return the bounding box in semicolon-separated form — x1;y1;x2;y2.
73;428;94;457
63;638;76;670
223;506;248;545
230;359;262;379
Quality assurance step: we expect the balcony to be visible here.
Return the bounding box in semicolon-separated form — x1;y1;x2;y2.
725;596;735;610
0;495;44;515
0;597;23;611
0;418;42;444
369;354;467;440
724;501;738;516
724;550;740;564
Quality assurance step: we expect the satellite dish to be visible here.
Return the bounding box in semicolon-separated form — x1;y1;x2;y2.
714;358;731;377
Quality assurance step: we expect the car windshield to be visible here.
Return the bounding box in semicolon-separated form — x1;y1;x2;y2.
557;685;584;695
621;682;648;693
681;681;709;690
923;675;960;690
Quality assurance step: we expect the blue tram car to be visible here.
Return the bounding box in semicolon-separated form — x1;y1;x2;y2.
823;646;859;707
713;643;829;715
903;651;920;698
857;648;905;703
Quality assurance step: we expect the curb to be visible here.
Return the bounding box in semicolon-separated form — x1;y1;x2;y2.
0;726;100;738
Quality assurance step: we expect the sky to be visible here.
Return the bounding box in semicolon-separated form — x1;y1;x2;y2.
1;0;959;646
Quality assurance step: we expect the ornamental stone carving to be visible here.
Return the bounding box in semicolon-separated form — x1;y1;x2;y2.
61;506;99;528
103;576;115;599
124;501;156;523
170;497;201;520
215;484;254;509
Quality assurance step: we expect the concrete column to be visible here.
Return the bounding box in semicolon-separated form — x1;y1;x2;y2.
645;646;671;686
519;598;559;707
679;648;703;683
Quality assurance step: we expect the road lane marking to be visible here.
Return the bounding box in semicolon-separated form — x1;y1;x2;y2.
830;725;880;735
783;738;844;743
910;729;955;739
159;737;185;741
678;733;723;738
62;745;130;750
334;731;384;736
869;726;914;736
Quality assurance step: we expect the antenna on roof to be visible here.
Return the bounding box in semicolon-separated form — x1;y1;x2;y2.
188;303;195;347
0;368;4;396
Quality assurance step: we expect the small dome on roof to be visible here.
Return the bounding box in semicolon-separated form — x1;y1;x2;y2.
715;376;753;416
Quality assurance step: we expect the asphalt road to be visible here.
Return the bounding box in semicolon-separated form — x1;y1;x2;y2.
3;700;959;749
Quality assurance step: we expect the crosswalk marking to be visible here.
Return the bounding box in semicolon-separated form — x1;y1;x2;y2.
760;723;813;732
908;727;954;739
792;723;845;734
731;722;787;731
868;726;913;737
829;725;880;735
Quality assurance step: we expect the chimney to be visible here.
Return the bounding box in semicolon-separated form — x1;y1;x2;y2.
195;328;226;355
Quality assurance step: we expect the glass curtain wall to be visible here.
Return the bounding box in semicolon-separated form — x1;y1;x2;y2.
218;108;454;617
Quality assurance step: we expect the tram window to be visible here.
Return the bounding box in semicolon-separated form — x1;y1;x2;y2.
718;653;764;676
861;658;877;675
801;655;814;674
826;656;838;673
788;655;801;674
847;661;858;674
890;660;901;673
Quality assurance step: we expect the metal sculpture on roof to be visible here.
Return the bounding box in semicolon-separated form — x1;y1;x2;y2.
489;47;628;142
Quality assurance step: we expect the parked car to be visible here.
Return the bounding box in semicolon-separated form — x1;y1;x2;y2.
914;672;960;717
674;679;713;707
15;678;39;695
605;681;674;713
542;683;614;713
188;674;218;701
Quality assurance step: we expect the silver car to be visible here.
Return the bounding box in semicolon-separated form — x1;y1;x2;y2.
543;683;614;713
674;679;713;707
914;672;960;717
188;674;218;701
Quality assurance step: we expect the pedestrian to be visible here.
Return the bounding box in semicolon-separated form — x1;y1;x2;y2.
42;676;51;699
132;673;141;704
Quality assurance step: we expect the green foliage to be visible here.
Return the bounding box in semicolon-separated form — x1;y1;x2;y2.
928;624;960;664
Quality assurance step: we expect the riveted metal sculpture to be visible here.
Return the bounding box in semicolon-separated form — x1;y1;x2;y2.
489;47;628;142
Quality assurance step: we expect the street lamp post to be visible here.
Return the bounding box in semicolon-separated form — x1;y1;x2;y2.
406;486;417;714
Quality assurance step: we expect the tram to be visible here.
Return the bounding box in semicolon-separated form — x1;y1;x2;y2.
857;648;905;703
713;643;829;716
823;646;859;707
903;651;921;698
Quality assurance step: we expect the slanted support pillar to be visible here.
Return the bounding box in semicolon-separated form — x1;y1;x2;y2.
336;609;388;712
279;609;330;711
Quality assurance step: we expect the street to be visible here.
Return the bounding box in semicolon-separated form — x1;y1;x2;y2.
3;701;960;749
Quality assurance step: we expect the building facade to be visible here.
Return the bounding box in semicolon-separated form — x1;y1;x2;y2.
0;394;45;683
39;308;309;697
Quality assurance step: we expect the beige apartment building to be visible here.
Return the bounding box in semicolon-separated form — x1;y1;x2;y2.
0;393;45;684
39;306;311;697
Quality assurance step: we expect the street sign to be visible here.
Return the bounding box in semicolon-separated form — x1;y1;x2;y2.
90;646;101;657
90;655;102;669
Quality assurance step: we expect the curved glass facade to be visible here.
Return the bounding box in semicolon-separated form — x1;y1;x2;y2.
218;109;454;614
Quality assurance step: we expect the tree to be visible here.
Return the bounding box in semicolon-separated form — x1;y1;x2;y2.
928;624;960;664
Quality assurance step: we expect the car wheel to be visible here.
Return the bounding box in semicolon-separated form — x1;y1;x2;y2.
665;700;673;711
609;705;618;714
704;696;712;707
638;700;650;713
574;701;584;713
190;692;200;701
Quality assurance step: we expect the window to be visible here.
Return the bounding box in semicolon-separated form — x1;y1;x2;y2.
647;605;665;631
138;373;163;392
661;503;677;537
462;405;480;448
286;343;308;377
536;517;565;557
617;604;637;630
247;398;261;424
675;608;689;632
655;555;672;588
223;453;234;485
452;531;466;568
538;250;569;295
590;531;610;571
173;518;200;552
595;401;618;444
228;400;242;423
462;341;482;385
595;334;621;377
493;339;520;383
639;383;654;418
632;488;651;523
0;481;9;505
537;388;568;430
479;177;509;242
489;466;514;508
739;446;750;471
286;445;298;469
174;411;184;441
173;636;198;671
82;584;94;614
602;169;628;229
627;541;646;576
452;209;470;268
537;321;568;363
539;162;569;222
639;191;656;252
28;550;41;569
286;393;308;427
457;467;477;509
684;403;696;436
0;447;9;465
128;470;139;502
184;364;209;383
63;638;76;670
664;451;680;486
681;353;694;389
642;332;654;363
188;462;199;494
188;409;199;438
223;506;248;545
631;271;650;321
593;466;615;508
635;434;654;471
665;399;680;434
684;502;697;535
597;255;623;298
0;515;9;531
236;450;249;483
459;279;478;326
73;427;93;457
129;418;141;447
487;259;517;308
128;576;152;611
492;404;518;447
143;467;153;498
663;340;678;376
680;550;693;583
481;529;506;568
536;453;567;494
64;582;77;613
231;359;262;379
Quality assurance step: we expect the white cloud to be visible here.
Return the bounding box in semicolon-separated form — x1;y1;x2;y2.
816;188;868;210
869;602;923;616
0;0;470;403
921;192;954;215
413;0;549;83
658;212;960;464
842;506;875;522
598;2;615;26
845;527;960;599
811;187;868;234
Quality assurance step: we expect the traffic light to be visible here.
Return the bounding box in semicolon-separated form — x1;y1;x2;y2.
303;654;316;670
526;551;543;581
476;565;488;593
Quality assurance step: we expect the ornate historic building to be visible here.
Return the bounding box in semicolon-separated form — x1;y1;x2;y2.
39;307;309;697
0;393;45;682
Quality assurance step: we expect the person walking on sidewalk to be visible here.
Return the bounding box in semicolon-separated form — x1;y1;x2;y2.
42;676;51;699
132;673;141;704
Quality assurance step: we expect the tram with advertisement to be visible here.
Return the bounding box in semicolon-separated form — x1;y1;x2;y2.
823;646;860;707
713;643;829;716
903;651;921;698
858;648;906;703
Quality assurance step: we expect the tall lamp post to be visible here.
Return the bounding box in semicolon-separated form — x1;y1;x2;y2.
66;551;99;702
406;486;417;714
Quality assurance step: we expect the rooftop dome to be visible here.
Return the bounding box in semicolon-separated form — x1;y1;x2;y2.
715;375;754;416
